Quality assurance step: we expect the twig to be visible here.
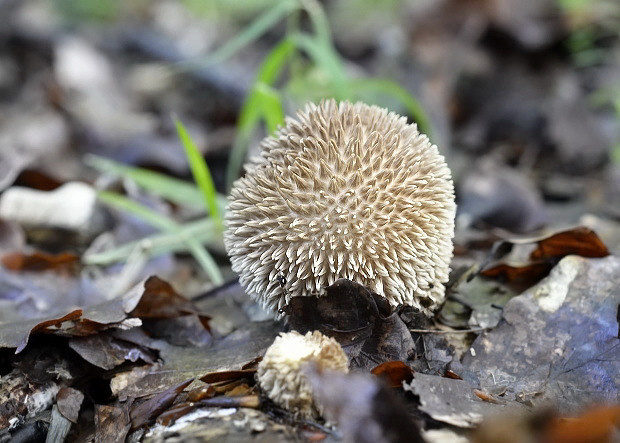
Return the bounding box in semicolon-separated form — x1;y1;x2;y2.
409;327;488;334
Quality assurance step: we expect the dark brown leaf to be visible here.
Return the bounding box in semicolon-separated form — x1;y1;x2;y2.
1;275;167;352
371;361;414;388
68;332;158;370
130;378;194;430
56;387;84;423
199;369;256;384
186;384;216;402
95;404;131;443
481;227;611;293
130;276;204;320
155;402;197;427
284;279;415;371
241;356;262;370
13;169;63;191
530;227;610;261
480;262;553;293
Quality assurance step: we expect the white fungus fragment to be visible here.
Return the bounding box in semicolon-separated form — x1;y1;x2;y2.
256;330;348;418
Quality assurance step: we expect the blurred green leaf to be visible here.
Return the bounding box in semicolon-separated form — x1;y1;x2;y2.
174;117;222;230
350;78;434;139
291;32;350;100
198;0;298;67
95;190;224;284
255;83;285;134
83;219;218;265
86;155;205;207
227;38;296;190
97;191;177;231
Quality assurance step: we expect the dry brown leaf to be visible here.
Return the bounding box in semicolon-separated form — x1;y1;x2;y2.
371;361;414;388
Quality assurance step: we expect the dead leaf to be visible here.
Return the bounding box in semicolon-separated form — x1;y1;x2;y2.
142;315;212;347
480;262;553;293
1;250;79;274
284;279;415;371
68;332;158;370
544;405;620;443
371;361;414;388
530;227;610;260
404;373;525;428
130;276;202;320
155;402;196;427
481;227;610;292
0;275;171;353
241;356;262;370
95;403;131;443
200;369;256;384
130;378;194;429
110;321;281;401
13;169;63;191
473;389;503;405
308;368;425;443
56;387;84;424
225;383;253;397
186;384;216;402
444;370;463;380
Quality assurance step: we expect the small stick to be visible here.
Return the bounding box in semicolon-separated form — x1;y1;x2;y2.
409;327;488;334
198;395;260;409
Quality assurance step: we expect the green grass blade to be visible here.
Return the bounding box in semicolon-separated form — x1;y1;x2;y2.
350;78;434;138
87;154;229;213
86;155;204;207
83;219;218;265
173;117;222;230
255;82;285;134
227;38;296;190
90;193;224;284
186;241;223;285
256;37;297;84
97;191;178;231
299;0;331;47
197;0;297;68
291;32;350;100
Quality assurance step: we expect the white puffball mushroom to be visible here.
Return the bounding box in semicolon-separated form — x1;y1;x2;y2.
225;99;456;315
256;330;349;418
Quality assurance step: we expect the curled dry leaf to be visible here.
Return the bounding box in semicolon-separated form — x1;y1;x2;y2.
480;227;610;292
529;226;610;260
1;250;79;274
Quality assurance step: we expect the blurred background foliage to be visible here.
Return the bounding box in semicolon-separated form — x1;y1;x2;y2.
1;0;619;285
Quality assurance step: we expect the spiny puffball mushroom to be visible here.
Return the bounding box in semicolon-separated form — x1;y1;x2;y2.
225;99;456;315
256;330;349;418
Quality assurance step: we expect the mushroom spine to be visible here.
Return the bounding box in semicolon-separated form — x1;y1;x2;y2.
225;99;456;315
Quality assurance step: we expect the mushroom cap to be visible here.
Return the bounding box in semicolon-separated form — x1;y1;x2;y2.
256;330;349;418
225;99;455;315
